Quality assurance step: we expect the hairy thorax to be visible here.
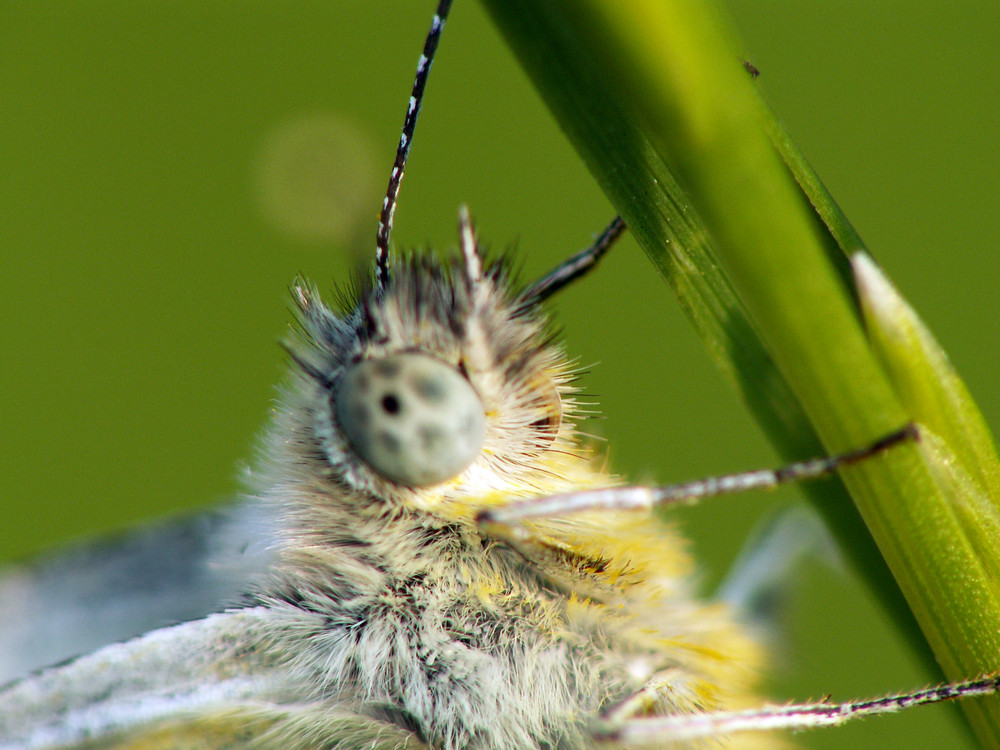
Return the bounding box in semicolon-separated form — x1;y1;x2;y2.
247;470;763;750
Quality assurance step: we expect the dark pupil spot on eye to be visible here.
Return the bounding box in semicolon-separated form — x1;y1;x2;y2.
418;424;445;451
382;393;401;415
378;431;401;454
373;360;401;378
413;375;446;403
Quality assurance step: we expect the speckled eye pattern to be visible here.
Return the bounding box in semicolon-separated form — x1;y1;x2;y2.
334;353;487;487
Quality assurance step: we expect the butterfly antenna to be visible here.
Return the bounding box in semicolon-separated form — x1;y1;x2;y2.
522;215;626;304
375;0;453;293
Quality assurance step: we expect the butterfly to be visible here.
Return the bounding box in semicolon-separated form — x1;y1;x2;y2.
2;2;998;749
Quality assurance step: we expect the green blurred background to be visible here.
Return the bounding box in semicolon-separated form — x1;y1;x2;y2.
2;2;999;748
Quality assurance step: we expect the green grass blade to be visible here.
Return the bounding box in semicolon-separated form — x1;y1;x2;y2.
476;1;923;657
481;0;1000;744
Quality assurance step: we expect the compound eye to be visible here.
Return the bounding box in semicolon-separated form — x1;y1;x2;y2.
334;353;487;487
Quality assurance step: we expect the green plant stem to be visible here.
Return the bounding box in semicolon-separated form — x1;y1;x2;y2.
481;0;1000;745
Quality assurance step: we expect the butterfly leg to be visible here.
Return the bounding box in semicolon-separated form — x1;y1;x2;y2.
479;424;917;531
592;674;1000;744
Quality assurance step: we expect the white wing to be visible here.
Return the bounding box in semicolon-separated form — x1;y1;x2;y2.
0;607;430;750
0;501;279;683
0;609;288;749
